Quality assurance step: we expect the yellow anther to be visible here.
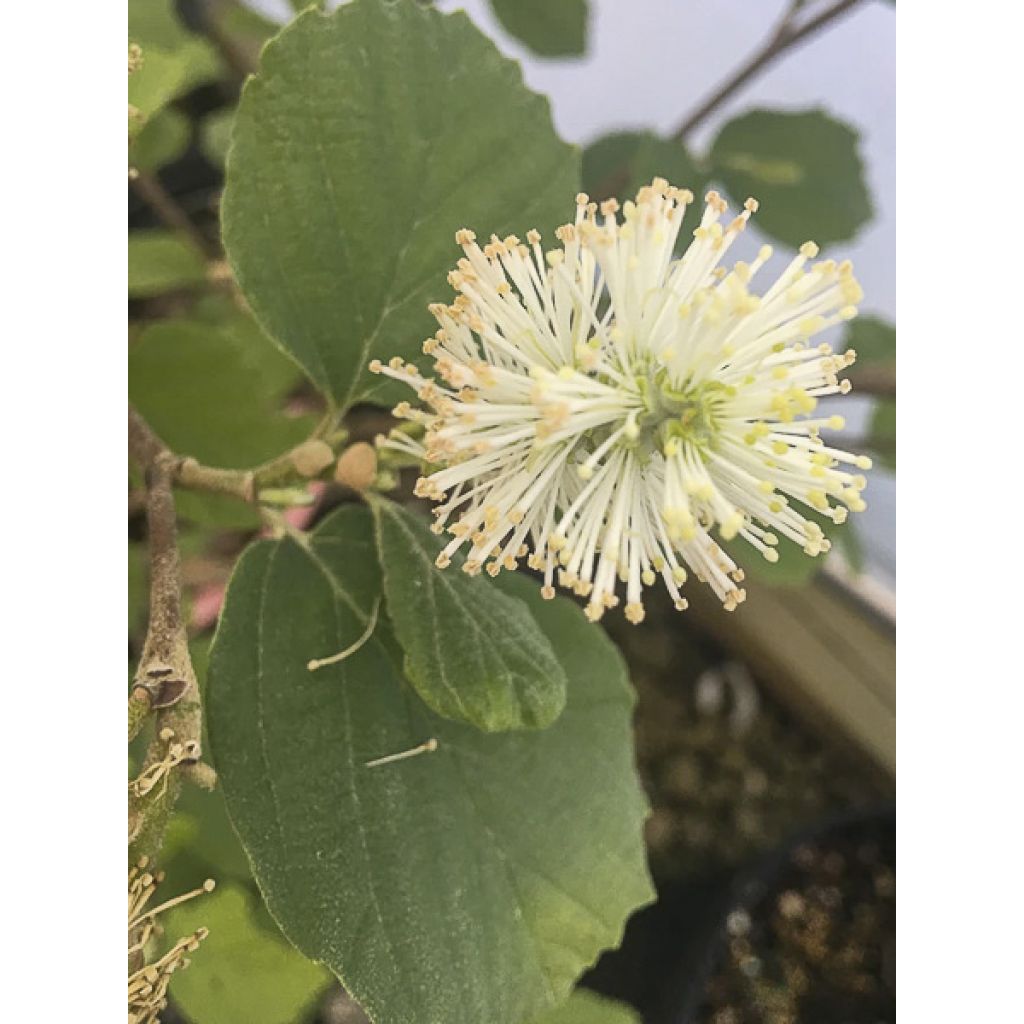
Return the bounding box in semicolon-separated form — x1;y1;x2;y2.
720;512;744;540
800;316;826;337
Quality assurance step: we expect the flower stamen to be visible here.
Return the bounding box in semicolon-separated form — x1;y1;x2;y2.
374;181;868;620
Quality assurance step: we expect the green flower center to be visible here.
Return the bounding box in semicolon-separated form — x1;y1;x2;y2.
637;370;733;452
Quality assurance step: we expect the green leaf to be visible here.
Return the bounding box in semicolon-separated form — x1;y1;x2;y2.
130;0;205;52
709;108;872;248
128;45;189;136
129;317;315;526
530;989;641;1024
372;499;567;732
190;299;309;391
220;1;286;44
161;647;252;894
582;131;705;202
200;108;234;167
207;505;653;1024
160;784;254;893
489;0;588;57
129;320;312;466
834;517;865;574
868;398;896;469
129;0;187;45
165;884;331;1024
222;0;580;409
132;107;191;172
129;0;221;92
845;314;896;367
128;231;206;297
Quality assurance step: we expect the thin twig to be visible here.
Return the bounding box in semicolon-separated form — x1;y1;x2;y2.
200;0;259;81
130;171;220;260
129;404;337;504
129;404;253;501
672;0;865;142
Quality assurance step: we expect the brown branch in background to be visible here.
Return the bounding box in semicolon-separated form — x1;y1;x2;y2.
200;0;259;81
203;17;258;82
849;364;897;399
130;171;220;261
672;0;866;142
130;160;248;308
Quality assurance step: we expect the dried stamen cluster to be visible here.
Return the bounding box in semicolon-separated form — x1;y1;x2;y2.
128;857;214;1024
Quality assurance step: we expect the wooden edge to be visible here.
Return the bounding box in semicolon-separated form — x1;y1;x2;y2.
686;574;896;785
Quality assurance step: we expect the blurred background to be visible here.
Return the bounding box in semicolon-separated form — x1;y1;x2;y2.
130;2;895;1021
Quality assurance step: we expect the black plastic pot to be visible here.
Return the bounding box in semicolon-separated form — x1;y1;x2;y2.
583;804;896;1024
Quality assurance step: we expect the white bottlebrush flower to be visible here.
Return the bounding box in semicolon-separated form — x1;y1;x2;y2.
372;179;869;624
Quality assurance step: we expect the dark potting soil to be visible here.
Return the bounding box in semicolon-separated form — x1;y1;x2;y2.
694;817;896;1024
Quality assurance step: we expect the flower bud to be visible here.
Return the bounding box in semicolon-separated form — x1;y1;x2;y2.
334;442;377;492
289;439;334;478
